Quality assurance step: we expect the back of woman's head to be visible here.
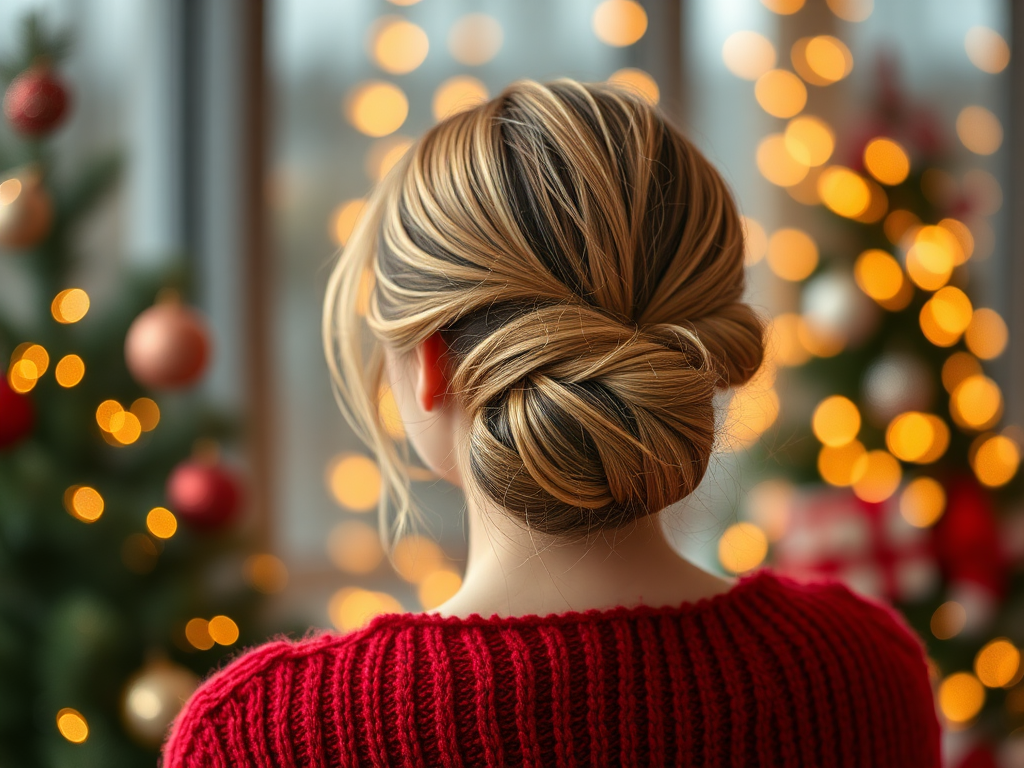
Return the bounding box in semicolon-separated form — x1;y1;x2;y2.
324;78;766;551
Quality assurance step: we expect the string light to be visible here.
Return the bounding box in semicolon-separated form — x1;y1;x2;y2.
718;522;769;574
722;31;776;81
899;477;946;528
51;288;90;323
55;354;85;387
56;708;89;743
326;453;381;511
754;70;807;118
146;507;178;539
345;82;408;137
956;106;1003;155
812;396;861;447
591;0;647;47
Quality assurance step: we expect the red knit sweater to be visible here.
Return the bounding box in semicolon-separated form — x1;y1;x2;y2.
161;567;942;767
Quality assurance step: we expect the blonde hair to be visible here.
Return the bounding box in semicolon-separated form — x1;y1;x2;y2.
323;79;766;556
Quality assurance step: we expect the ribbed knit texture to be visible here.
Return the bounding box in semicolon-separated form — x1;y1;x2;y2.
160;567;942;767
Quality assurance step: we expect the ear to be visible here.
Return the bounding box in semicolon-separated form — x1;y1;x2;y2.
414;332;448;413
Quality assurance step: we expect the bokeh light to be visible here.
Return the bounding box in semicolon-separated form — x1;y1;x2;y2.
330;199;366;247
346;81;409;137
146;507;178;539
975;638;1020;688
766;228;818;281
718;522;769;574
722;31;776;80
791;36;853;86
243;553;289;594
392;534;445;583
826;0;873;22
971;435;1020;488
185;618;215;650
818;166;870;218
110;410;143;445
56;708;89;744
65;485;104;523
851;450;902;503
784;116;834;166
448;14;503;66
742;216;768;265
756;134;808;187
592;0;647;47
327;520;384;575
886;412;936;462
812;395;861;447
96;399;123;431
761;0;804;14
607;68;659;104
208;615;239;646
818;440;867;486
366;137;413;183
965;27;1010;74
131;397;161;432
328;587;403;632
863;138;910;185
956;106;1003;155
378;386;406;439
433;75;488;121
754;69;807;118
723;384;780;450
326;453;382;511
942;352;982;394
419;569;463;610
950;375;1003;431
746;478;794;542
51;288;90;324
899;477;946;528
905;225;960;291
854;249;904;303
964;309;1008;360
768;313;811;367
55;354;85;387
939;217;975;262
370;17;429;75
939;672;985;724
932;601;967;640
884;209;921;245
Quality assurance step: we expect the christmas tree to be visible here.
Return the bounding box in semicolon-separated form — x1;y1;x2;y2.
731;27;1022;760
0;13;278;767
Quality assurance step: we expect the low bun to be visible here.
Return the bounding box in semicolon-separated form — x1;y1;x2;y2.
448;303;721;536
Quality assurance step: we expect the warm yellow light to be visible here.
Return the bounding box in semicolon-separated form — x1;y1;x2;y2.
756;134;808;187
939;672;985;724
328;587;403;632
418;568;463;610
130;397;161;432
786;166;823;205
975;638;1020;688
95;399;123;431
957;106;1003;155
971;435;1020;488
592;0;648;47
722;31;776;81
327;520;384;575
0;178;22;205
742;216;768;266
799;318;844;360
448;14;503;66
812;396;861;447
768;313;811;367
818;440;867;487
965;309;1008;360
942;352;982;394
718;522;769;574
939;218;974;263
243;553;289;594
346;81;409;137
55;354;85;388
386;0;421;5
932;601;967;639
965;27;1011;74
884;209;921;245
755;69;807;118
185;618;215;650
378;386;405;439
330;199;366;247
7;358;38;393
929;286;973;336
761;0;804;14
392;534;445;584
432;75;488;121
826;0;873;22
853;249;904;302
851;450;902;503
67;486;104;523
51;288;91;324
370;17;428;75
326;453;382;512
906;226;959;291
13;343;49;379
747;479;795;542
722;386;779;450
915;415;951;464
146;507;178;539
608;68;659;104
56;708;89;743
366;137;413;183
852;179;888;224
951;375;1003;431
818;166;870;218
208;615;240;646
784;116;834;166
885;412;935;462
863;137;910;185
766;228;818;281
899;477;946;527
111;411;143;445
804;36;853;84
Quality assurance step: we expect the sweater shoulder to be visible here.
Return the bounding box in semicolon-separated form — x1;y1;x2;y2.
159;626;373;768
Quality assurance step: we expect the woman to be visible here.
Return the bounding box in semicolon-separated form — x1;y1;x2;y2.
162;79;942;767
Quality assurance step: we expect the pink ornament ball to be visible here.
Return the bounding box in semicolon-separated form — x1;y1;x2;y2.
3;66;71;136
166;460;244;531
125;303;211;390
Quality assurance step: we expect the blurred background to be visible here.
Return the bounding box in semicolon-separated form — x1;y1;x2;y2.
0;0;1021;765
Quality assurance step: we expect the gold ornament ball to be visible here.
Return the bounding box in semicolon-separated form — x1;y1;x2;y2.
121;659;200;747
0;167;53;249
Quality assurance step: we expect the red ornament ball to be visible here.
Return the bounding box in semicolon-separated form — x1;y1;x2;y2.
166;460;244;530
0;168;53;249
0;373;35;449
125;302;211;390
3;65;71;136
